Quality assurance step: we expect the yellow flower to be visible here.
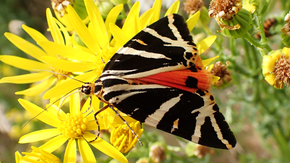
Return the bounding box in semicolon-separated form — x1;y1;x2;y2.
15;146;61;163
110;121;143;153
18;93;128;163
262;47;290;89
0;8;96;96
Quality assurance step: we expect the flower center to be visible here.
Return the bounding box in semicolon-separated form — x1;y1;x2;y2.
112;127;131;153
59;113;88;139
51;0;73;17
52;68;73;80
209;0;242;20
184;0;204;15
273;55;290;86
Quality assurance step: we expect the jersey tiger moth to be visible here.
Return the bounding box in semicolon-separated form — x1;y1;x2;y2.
81;14;236;149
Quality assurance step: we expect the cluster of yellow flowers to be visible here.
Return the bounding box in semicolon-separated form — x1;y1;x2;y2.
1;0;220;162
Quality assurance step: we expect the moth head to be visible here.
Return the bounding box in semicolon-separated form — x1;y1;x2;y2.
81;82;95;95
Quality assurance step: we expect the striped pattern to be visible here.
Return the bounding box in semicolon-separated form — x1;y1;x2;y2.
87;14;236;149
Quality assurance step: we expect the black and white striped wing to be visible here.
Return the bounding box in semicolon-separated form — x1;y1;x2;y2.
103;14;198;78
102;82;236;149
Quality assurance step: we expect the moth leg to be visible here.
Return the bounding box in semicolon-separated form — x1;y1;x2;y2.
82;95;92;114
89;104;110;143
109;106;143;146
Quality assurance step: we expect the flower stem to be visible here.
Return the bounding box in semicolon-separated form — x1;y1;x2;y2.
243;32;271;55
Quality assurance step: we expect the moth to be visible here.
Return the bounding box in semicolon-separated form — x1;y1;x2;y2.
82;14;236;149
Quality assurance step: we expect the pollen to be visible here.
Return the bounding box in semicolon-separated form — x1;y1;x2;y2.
273;55;290;87
58;112;88;139
209;0;242;20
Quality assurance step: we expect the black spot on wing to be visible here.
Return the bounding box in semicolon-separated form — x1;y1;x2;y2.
185;76;198;88
185;52;193;60
196;89;205;96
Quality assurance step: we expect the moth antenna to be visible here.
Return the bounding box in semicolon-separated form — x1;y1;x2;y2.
109;106;143;146
33;69;87;84
22;87;81;128
100;57;105;64
82;95;93;114
56;88;82;121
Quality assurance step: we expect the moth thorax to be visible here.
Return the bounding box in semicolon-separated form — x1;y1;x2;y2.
81;82;95;95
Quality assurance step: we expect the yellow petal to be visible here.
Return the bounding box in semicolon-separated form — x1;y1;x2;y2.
110;23;130;47
0;56;50;73
15;77;56;96
0;72;51;84
283;47;290;58
69;93;80;115
78;138;97;163
105;4;124;39
262;55;275;75
38;41;96;62
67;5;101;54
122;2;141;38
197;35;217;54
212;76;220;84
42;56;94;72
18;98;60;127
15;152;21;163
271;50;282;61
149;0;162;24
46;8;64;45
43;71;97;99
22;24;49;42
64;139;77;163
4;33;47;62
202;55;219;67
186;11;200;32
39;135;68;153
84;132;128;163
164;0;180;16
265;74;276;85
85;0;109;48
139;8;154;29
19;129;59;143
54;18;71;46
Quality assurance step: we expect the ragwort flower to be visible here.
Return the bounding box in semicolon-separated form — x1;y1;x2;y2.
18;93;128;163
209;0;252;38
262;47;290;89
0;8;95;96
15;146;61;163
110;121;143;154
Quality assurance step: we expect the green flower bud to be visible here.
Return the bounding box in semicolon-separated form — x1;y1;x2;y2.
221;9;252;38
110;0;128;5
96;0;114;17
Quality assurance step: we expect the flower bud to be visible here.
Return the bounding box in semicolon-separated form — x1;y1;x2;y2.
149;144;166;163
209;0;252;38
281;11;290;47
